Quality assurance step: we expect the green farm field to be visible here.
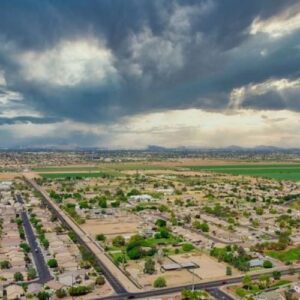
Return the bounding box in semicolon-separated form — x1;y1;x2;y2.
33;163;172;173
187;164;300;181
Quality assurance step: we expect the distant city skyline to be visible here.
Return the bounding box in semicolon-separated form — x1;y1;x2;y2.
0;0;300;147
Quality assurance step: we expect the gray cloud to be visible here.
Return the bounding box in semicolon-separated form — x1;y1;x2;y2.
0;116;61;125
0;0;300;146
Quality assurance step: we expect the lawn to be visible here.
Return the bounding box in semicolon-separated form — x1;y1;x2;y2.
142;236;182;247
187;164;300;181
267;246;300;263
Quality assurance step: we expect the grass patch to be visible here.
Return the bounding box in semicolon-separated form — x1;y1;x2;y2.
266;246;300;263
142;236;182;247
271;279;291;288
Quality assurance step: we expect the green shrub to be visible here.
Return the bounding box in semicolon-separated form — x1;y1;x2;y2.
95;276;105;285
27;268;37;280
112;235;125;247
263;260;273;268
69;285;91;296
96;234;106;241
144;258;155;274
153;276;166;288
14;272;24;282
20;242;31;253
56;288;67;298
0;260;11;269
182;243;194;252
47;258;58;268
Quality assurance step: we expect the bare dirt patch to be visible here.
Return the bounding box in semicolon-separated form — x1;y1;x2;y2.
125;258;195;289
170;252;240;280
81;217;141;237
0;172;19;180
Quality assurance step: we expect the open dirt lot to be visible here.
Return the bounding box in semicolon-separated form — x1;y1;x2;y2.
125;258;195;289
81;216;141;237
0;172;19;180
170;252;240;279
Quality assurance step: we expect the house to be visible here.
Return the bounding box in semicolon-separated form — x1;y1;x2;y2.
142;228;155;237
161;262;198;271
0;181;12;190
129;194;153;202
155;188;174;195
249;258;264;268
292;282;300;293
254;290;285;300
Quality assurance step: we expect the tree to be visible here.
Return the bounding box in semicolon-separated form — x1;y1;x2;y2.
193;221;209;232
155;219;167;227
37;291;50;300
98;197;107;208
69;285;91;296
96;234;106;242
258;274;270;289
47;258;58;268
95;275;105;285
127;189;141;196
182;243;194;252
127;247;143;260
226;266;232;276
263;260;273;268
55;288;67;298
27;267;37;280
112;235;125;247
0;260;11;269
41;238;49;249
153;276;166;288
159;228;170;239
242;275;252;289
144;258;155;274
181;289;209;300
14;272;24;282
20;242;31;253
199;222;209;232
272;271;281;280
111;200;120;208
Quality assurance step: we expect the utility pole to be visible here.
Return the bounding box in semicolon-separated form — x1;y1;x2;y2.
192;269;195;291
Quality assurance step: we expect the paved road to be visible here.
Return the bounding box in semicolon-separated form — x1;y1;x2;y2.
16;194;52;284
97;266;300;300
207;288;234;300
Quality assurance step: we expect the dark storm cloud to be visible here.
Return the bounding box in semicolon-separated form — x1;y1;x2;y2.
0;0;300;126
0;116;61;125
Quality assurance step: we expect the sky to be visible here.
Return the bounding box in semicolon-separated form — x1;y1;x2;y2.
0;0;300;148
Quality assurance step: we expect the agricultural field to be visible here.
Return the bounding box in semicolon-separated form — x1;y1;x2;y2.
187;164;300;181
33;162;173;173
